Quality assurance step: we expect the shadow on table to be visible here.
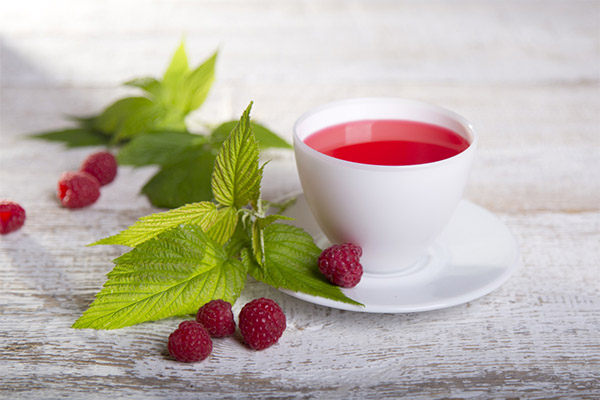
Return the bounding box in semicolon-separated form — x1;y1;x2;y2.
1;231;87;316
0;37;96;136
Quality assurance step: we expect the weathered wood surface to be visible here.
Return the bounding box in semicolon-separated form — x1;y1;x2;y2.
1;1;599;398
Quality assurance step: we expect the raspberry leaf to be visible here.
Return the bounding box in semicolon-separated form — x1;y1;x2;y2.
180;51;217;114
91;97;167;142
123;77;162;99
117;131;207;167
246;223;363;306
225;222;252;259
74;225;247;330
251;214;294;267
162;41;190;95
160;42;216;117
92;202;237;247
251;219;265;267
256;213;294;228
205;206;239;245
29;127;111;148
211;102;262;208
30;42;215;148
141;149;216;208
211;120;292;150
261;197;297;214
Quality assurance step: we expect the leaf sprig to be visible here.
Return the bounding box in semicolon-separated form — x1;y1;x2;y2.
31;42;291;208
73;103;362;330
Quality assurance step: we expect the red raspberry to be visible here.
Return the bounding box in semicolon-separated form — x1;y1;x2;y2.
80;151;117;186
238;298;286;351
167;320;213;363
318;243;363;288
57;171;100;208
0;201;26;234
196;299;236;338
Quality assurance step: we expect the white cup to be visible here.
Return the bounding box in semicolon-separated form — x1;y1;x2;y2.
293;98;477;275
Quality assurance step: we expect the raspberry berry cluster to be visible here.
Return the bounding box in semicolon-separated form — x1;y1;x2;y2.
1;151;118;234
318;243;364;288
167;297;286;363
57;151;118;209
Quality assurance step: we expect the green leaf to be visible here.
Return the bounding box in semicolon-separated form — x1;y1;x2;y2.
160;43;216;117
68;115;97;128
162;41;189;93
117;131;207;167
263;197;297;214
224;222;252;259
154;108;187;132
205;206;239;245
251;219;265;267
29;43;220;151
250;121;292;149
92;97;166;141
250;214;294;267
247;223;363;306
211;120;291;150
29;127;110;148
211;102;262;208
180;51;217;113
92;201;237;247
73;225;247;330
123;77;162;99
256;213;294;228
141;148;216;208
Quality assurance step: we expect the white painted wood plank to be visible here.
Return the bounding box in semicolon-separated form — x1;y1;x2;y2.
1;0;597;86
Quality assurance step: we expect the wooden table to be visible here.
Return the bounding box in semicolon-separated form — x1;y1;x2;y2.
1;1;599;398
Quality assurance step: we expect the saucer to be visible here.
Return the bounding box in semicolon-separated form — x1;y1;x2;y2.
279;193;519;313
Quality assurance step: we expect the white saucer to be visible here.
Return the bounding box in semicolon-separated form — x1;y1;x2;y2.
279;193;519;313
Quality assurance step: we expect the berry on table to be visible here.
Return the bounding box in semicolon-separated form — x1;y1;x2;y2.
168;320;213;363
0;201;26;234
318;243;363;288
57;171;101;209
80;151;118;186
196;299;236;338
238;297;286;351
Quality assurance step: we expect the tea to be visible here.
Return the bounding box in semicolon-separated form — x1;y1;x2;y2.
304;119;469;166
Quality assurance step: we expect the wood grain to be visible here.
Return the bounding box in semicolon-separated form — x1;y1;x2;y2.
1;0;599;398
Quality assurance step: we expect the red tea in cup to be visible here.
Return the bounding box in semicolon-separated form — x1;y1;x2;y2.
304;119;470;166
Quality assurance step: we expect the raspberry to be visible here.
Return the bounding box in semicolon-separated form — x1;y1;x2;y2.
167;320;213;363
238;298;286;350
196;299;236;338
0;201;26;234
57;171;101;208
318;243;363;288
80;151;117;186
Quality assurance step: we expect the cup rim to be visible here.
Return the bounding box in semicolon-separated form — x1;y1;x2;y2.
293;97;478;171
